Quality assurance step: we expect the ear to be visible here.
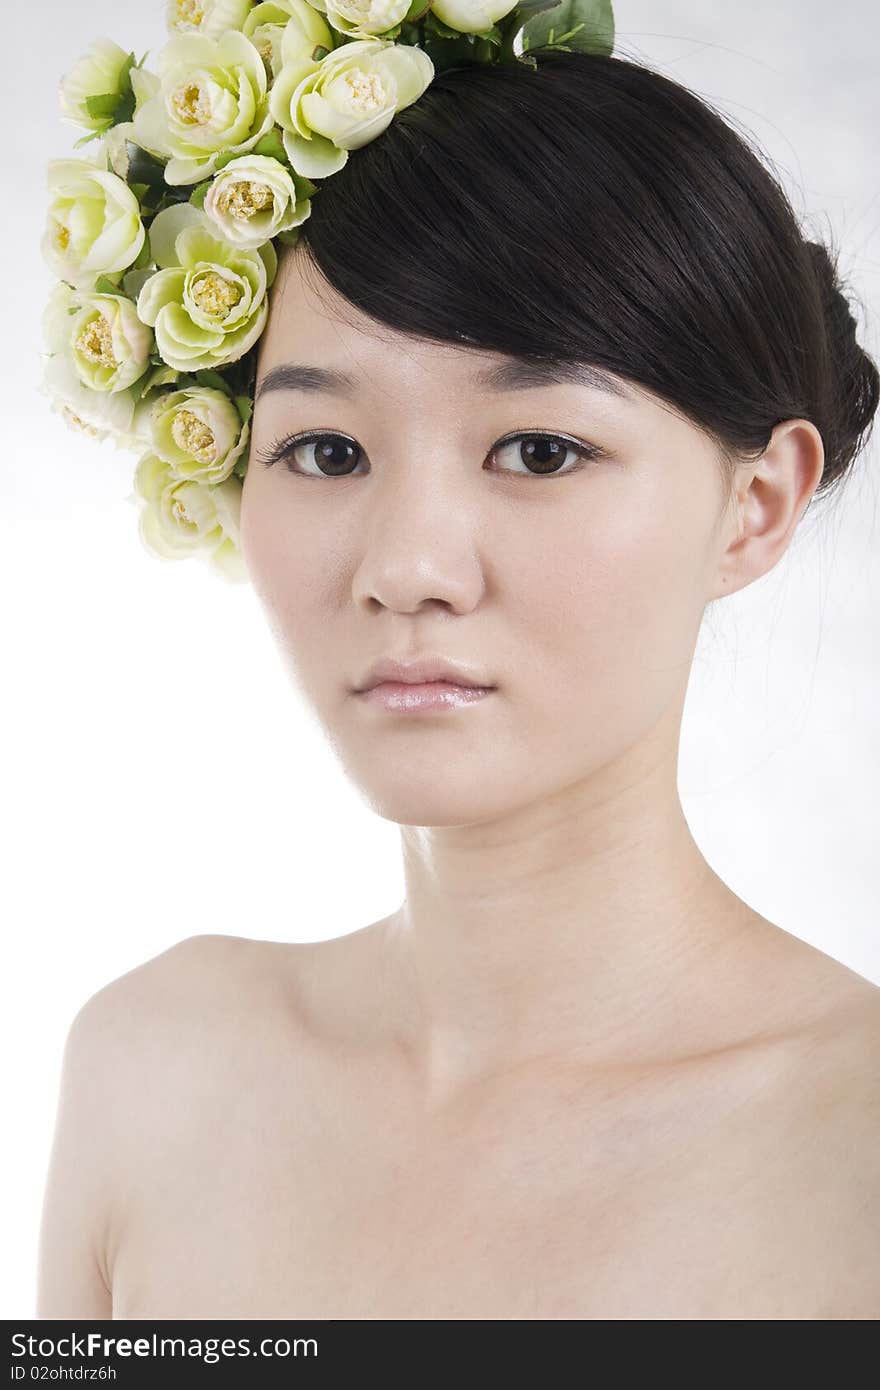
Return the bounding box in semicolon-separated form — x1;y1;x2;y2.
710;418;825;599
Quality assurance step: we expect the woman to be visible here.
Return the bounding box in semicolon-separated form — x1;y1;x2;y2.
37;47;880;1319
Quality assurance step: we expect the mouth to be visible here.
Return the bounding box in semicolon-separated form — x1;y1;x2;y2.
353;657;496;694
354;679;497;713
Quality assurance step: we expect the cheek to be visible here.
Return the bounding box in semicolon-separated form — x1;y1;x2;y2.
239;476;333;671
501;486;711;737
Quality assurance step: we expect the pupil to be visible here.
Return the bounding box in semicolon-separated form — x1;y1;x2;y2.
317;437;354;473
524;438;564;472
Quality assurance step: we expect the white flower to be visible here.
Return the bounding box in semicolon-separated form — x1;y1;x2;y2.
131;29;274;184
40;283;154;447
148;385;250;484
133;451;248;581
42;159;146;289
430;0;519;32
58;38;135;134
243;2;339;80
203;153;311;249
68;293;153;393
166;0;255;35
135;204;277;372
271;36;434;179
322;0;412;40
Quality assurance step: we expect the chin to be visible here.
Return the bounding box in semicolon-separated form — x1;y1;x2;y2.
336;757;537;829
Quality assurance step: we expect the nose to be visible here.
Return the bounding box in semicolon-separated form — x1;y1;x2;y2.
350;453;487;616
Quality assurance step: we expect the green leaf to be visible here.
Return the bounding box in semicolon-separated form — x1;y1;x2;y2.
73;129;104;148
94;275;122;295
234;394;253;426
132;237;152;270
512;0;567;19
418;33;478;75
84;91;121;120
519;0;615;56
423;13;466;39
136;364;179;397
189;180;210;210
253;129;287;163
292;171;318;198
122;266;155;300
402;0;432;20
125;142;168;189
212;150;242;173
232;455;249;479
112;88;137;127
194;368;235;397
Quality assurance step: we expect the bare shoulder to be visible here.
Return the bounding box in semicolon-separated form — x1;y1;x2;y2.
49;932;264;1129
67;932;311;1082
793;973;880;1317
36;936;215;1316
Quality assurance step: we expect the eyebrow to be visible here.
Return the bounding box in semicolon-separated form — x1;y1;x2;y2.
254;358;634;403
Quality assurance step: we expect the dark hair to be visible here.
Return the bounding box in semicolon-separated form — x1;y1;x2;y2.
289;46;878;511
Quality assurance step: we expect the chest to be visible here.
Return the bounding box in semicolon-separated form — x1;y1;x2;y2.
107;1055;872;1319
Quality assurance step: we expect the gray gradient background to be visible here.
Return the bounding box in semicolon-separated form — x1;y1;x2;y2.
1;1;877;1315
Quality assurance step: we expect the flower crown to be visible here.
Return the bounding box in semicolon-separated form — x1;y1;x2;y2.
42;0;615;582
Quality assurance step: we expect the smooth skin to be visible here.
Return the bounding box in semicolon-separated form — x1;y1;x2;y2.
37;246;880;1318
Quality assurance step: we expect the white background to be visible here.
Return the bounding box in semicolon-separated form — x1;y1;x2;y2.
2;0;878;1317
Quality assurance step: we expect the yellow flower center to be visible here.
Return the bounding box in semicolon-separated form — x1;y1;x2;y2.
217;179;275;222
172;81;212;126
189;271;244;318
55;224;70;251
61;406;98;436
171;409;216;463
343;68;387;114
75;315;117;369
170;0;206;30
172;496;191;524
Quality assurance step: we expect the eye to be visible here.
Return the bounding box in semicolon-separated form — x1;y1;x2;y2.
254;431;364;476
489;432;603;476
254;430;603;477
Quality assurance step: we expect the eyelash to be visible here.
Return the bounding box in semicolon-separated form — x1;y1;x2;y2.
253;429;604;478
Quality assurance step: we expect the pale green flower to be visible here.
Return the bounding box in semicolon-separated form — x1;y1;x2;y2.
131;28;274;184
133;451;248;581
149;385;250;484
271;36;434;178
136;204;277;372
203;153;312;249
42;158;146;289
430;0;519;31
58;38;136;135
68;292;153;393
320;0;413;40
166;0;255;35
41;282;156;446
243;1;336;78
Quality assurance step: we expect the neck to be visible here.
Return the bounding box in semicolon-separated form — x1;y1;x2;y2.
380;732;760;1101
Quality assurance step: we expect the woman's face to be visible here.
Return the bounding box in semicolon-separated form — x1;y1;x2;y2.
241;247;737;826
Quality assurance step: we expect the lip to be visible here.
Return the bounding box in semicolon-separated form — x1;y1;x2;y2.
353;656;496;693
357;681;496;714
